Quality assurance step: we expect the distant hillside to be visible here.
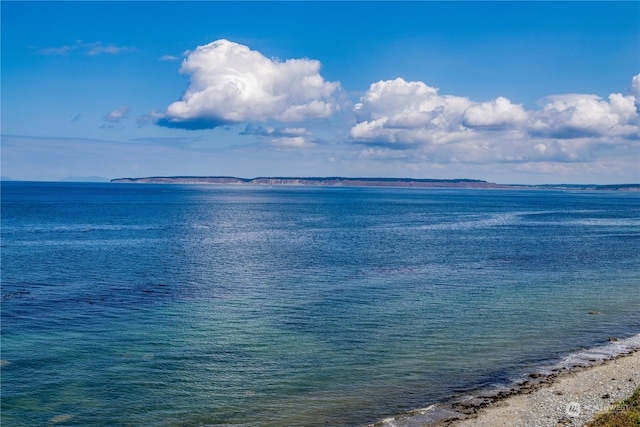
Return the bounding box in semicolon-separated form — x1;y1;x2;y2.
111;176;510;188
528;183;640;191
61;176;110;183
110;176;640;191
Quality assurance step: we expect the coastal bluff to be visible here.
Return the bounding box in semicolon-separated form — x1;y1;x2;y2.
110;176;640;191
110;176;509;188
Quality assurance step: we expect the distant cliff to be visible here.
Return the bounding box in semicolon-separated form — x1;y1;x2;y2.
110;176;510;188
110;176;640;191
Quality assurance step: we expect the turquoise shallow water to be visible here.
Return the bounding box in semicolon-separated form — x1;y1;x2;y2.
1;182;639;426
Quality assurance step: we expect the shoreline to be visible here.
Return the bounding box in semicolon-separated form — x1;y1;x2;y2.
372;334;640;427
108;176;640;191
444;349;640;427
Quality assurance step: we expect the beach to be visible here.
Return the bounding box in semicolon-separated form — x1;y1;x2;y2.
444;350;640;427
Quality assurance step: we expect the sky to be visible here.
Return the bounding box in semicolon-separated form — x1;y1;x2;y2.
1;1;639;184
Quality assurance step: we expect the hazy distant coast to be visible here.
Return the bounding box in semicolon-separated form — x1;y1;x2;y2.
110;176;640;191
110;176;506;188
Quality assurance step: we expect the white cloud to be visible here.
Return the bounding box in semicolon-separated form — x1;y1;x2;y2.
358;147;412;160
38;40;135;56
349;75;640;164
240;124;310;138
88;45;133;55
351;78;473;147
463;96;527;128
160;55;180;61
104;106;129;123
39;46;73;55
240;124;314;149
529;93;638;139
157;39;342;129
271;136;315;149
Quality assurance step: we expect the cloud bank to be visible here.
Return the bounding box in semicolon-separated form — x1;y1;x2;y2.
349;75;639;163
157;39;342;129
153;39;638;171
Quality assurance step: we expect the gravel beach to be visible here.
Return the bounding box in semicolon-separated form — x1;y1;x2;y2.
446;350;640;427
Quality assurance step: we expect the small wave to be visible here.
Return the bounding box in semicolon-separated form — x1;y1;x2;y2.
568;218;640;227
2;224;166;234
418;213;520;231
547;333;640;371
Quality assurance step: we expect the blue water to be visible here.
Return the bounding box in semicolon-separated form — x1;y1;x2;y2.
1;182;639;426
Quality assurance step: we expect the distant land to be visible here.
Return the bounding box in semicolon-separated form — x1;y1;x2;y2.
61;176;111;183
110;176;640;191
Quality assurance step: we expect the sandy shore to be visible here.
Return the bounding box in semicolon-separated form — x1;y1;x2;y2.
444;350;640;427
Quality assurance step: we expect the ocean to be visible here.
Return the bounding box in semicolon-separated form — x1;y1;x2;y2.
1;182;639;426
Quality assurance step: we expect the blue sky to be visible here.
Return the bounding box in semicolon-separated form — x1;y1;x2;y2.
2;1;639;184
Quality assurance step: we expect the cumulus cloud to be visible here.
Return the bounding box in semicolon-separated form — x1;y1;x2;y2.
463;96;527;128
350;75;640;163
529;93;638;139
351;78;473;147
146;39;638;167
156;39;342;130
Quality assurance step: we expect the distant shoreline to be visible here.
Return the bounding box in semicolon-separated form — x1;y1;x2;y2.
110;176;640;191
